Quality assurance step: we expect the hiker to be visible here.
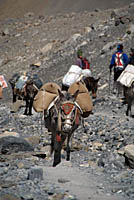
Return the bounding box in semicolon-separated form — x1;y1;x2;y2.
109;44;129;94
128;48;134;65
76;49;90;70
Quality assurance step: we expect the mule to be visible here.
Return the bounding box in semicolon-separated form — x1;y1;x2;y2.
23;80;39;115
44;89;82;167
11;80;39;115
62;76;100;98
123;83;134;117
81;76;100;98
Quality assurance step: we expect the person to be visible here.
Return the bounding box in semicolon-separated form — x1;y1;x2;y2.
109;44;129;94
76;49;83;68
76;49;90;69
128;48;134;65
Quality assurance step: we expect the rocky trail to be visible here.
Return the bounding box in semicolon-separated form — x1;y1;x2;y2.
0;1;134;200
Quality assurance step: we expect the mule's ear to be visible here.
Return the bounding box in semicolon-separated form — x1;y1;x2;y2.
73;89;79;99
58;89;64;99
97;77;100;82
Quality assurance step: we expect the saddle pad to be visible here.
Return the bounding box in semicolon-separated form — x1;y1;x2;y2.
117;64;134;87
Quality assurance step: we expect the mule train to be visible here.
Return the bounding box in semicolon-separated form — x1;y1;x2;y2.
33;82;93;166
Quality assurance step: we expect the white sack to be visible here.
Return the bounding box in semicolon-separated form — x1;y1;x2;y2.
117;64;134;87
82;69;92;77
62;65;82;87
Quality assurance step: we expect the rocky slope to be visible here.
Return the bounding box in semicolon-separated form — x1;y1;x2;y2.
0;2;134;200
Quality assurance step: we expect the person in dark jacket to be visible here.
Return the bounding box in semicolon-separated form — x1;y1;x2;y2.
109;44;129;95
128;48;134;65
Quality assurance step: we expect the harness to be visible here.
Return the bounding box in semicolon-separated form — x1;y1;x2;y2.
47;97;82;133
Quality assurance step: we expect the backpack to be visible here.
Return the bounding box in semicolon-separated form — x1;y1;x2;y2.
82;57;90;69
115;52;124;68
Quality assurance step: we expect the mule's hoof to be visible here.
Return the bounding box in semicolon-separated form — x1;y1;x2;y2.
53;163;58;167
53;161;60;167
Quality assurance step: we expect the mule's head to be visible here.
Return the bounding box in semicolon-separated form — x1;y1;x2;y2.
24;80;38;100
58;90;81;132
84;77;100;98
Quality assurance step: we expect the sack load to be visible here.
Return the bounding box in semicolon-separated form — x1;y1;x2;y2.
15;75;28;90
62;65;82;87
9;73;23;88
82;69;92;77
33;82;61;112
31;74;43;89
68;82;93;117
117;64;134;87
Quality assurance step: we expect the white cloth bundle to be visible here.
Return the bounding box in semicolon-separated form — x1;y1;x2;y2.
62;65;82;87
117;64;134;87
82;69;92;77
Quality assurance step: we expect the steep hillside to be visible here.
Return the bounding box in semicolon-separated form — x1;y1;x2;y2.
0;2;134;200
0;0;134;20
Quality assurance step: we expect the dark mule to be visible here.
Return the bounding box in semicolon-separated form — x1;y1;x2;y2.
62;76;100;98
81;76;100;98
123;83;134;117
11;80;39;115
23;80;39;115
44;89;82;167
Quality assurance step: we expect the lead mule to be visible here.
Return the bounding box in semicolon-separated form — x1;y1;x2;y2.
44;89;82;167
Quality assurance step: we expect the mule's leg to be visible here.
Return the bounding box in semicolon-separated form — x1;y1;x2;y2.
53;134;67;167
24;99;28;115
126;103;131;117
13;93;17;103
12;88;17;103
28;100;33;115
53;141;61;167
66;133;73;161
53;133;62;167
50;133;55;155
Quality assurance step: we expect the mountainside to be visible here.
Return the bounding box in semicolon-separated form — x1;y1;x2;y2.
0;0;134;21
0;1;134;200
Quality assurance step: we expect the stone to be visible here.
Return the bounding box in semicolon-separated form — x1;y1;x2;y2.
0;136;34;154
124;144;134;168
27;168;44;180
